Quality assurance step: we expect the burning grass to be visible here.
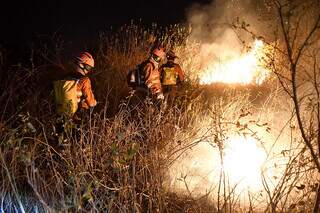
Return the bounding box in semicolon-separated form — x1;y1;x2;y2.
0;23;319;212
199;40;270;85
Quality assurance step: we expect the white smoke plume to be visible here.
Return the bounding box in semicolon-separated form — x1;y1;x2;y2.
184;0;272;82
187;0;269;42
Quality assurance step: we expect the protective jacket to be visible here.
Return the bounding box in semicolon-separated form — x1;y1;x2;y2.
141;59;162;95
54;64;97;116
77;76;97;109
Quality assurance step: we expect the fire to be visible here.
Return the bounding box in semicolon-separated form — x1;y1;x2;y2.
199;40;269;85
223;135;267;191
167;135;268;195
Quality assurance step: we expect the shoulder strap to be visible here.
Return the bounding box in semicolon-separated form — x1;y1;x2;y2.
137;65;142;85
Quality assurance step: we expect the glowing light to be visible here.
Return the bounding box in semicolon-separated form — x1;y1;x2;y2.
167;136;268;194
223;136;267;191
199;40;269;85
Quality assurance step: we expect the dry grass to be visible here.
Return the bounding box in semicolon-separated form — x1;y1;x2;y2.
0;23;318;212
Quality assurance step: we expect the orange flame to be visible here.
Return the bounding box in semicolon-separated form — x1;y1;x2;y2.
199;40;269;85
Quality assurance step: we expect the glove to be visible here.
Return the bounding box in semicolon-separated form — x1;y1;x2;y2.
157;92;164;100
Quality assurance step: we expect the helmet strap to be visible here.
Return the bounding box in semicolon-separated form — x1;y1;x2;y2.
150;57;160;68
77;63;88;76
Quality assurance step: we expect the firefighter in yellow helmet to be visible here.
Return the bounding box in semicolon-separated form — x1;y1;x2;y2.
160;50;185;104
53;51;97;125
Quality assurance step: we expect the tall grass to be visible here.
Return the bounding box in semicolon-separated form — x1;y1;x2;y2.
0;23;318;212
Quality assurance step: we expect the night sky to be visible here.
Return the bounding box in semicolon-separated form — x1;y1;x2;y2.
1;0;211;47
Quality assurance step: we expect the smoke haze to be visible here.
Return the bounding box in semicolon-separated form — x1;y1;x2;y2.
185;0;271;69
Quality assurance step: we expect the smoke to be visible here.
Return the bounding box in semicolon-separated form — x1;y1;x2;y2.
187;0;268;41
164;1;315;209
184;0;271;78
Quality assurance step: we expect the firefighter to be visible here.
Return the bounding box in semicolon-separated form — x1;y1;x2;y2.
160;50;185;104
129;46;166;101
53;52;97;136
71;52;97;112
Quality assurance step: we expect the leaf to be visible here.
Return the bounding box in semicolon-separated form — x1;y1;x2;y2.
295;184;305;190
81;182;94;203
311;183;319;192
116;132;125;141
241;21;247;28
281;150;289;156
125;148;136;161
289;204;296;209
21;152;32;164
111;143;118;155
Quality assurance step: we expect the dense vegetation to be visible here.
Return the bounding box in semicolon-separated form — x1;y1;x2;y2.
1;1;320;210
